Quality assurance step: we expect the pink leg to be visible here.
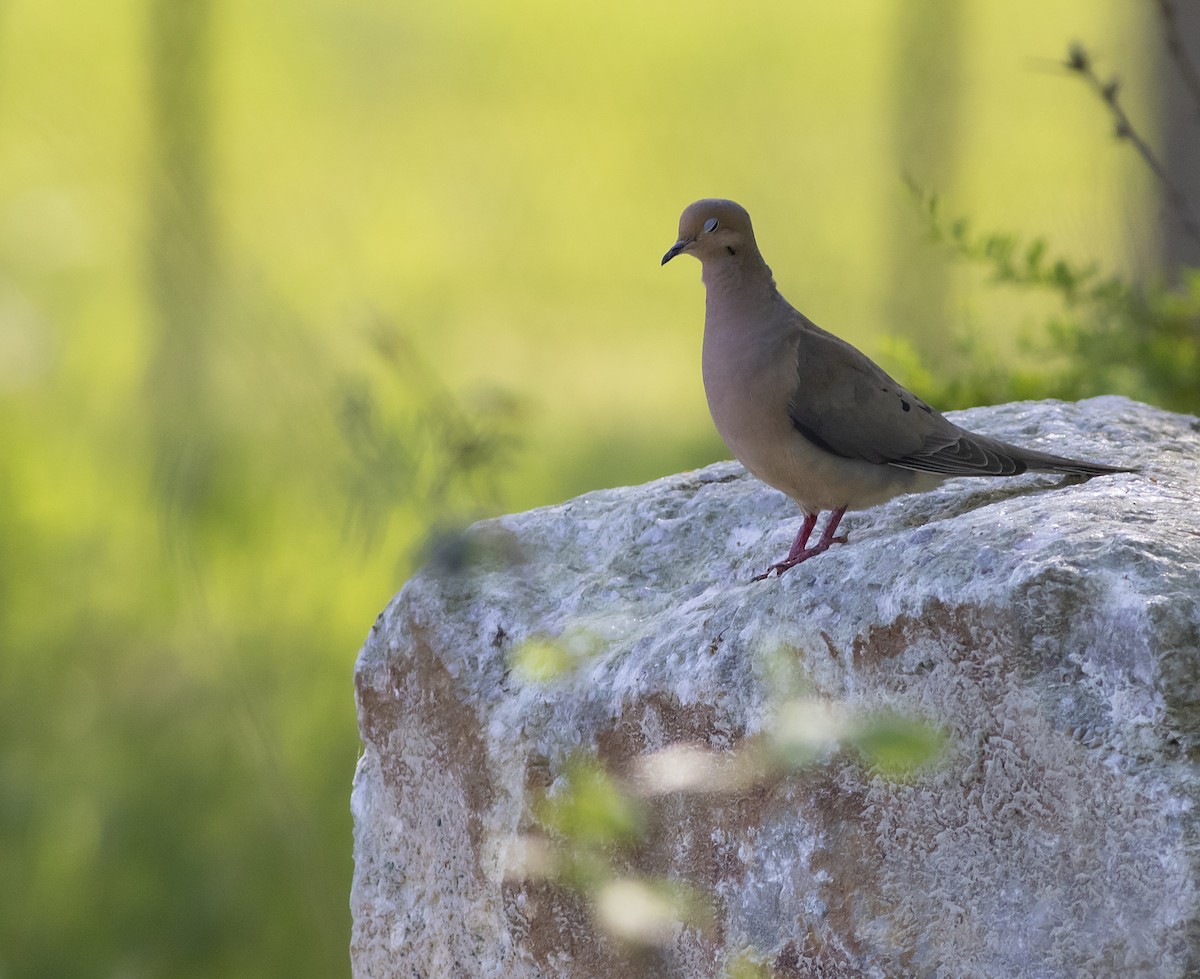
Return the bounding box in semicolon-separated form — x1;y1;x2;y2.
752;506;849;581
783;513;819;562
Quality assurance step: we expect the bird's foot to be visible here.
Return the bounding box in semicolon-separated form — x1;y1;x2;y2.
751;506;849;582
751;534;848;581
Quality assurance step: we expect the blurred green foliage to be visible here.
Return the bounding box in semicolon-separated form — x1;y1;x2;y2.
509;625;611;683
905;184;1200;412
536;757;645;854
0;1;1180;976
530;756;648;896
340;323;523;545
849;710;947;778
510;636;578;683
724;954;775;979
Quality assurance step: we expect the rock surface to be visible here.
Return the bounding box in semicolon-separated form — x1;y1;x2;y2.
351;397;1200;979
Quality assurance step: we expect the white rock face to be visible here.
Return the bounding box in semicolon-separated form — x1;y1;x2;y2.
352;397;1200;979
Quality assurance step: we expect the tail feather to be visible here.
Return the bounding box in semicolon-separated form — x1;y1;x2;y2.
889;429;1137;479
1003;441;1137;478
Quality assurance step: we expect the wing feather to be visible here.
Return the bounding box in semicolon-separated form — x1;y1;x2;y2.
786;320;1131;478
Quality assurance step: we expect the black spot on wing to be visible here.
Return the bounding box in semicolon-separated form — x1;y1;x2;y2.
788;378;949;466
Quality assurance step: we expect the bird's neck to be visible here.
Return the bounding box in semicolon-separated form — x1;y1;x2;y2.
702;251;781;323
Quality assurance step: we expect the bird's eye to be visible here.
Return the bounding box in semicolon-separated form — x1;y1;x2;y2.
703;217;719;233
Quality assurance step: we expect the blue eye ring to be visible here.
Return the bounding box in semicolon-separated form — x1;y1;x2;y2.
703;217;719;233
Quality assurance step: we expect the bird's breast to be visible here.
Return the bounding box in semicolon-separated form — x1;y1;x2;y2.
701;316;794;450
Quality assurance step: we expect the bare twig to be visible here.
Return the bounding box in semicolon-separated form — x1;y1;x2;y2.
1065;42;1200;250
1153;0;1200;120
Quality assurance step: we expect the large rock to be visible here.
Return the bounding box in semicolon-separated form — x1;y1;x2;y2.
351;397;1200;979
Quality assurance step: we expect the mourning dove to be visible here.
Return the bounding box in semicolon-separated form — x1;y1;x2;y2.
662;198;1135;580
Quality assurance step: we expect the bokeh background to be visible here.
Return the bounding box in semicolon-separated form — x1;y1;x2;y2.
3;2;1197;976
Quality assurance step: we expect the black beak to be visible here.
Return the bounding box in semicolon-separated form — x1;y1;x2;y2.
661;239;689;265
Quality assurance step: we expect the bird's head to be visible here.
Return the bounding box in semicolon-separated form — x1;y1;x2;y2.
661;199;757;266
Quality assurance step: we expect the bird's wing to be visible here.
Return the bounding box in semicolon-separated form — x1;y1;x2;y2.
785;320;1125;477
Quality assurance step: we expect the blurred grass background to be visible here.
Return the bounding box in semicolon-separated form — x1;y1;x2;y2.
0;1;1191;976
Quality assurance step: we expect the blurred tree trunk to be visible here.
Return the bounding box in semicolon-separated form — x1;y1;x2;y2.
885;0;964;353
144;0;219;542
1156;0;1200;272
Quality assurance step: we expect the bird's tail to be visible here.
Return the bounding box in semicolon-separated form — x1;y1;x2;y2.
992;439;1137;478
888;428;1138;478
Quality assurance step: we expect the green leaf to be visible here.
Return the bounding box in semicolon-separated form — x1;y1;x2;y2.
850;711;946;777
536;758;644;848
510;637;575;682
